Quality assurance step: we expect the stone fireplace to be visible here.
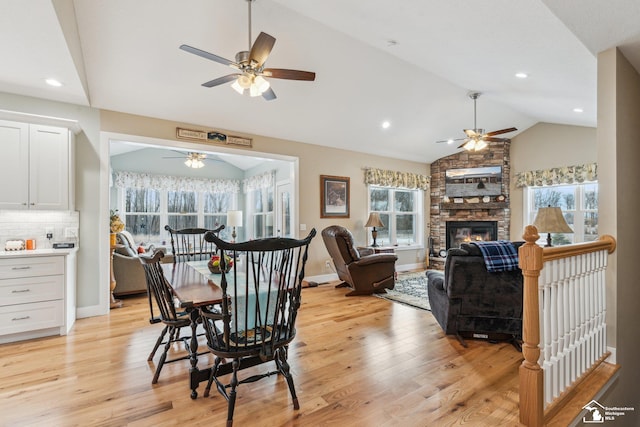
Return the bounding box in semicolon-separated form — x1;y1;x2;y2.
429;140;511;267
446;220;498;249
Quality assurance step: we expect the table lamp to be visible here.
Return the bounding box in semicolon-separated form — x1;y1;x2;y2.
532;206;573;247
227;210;243;242
365;212;384;247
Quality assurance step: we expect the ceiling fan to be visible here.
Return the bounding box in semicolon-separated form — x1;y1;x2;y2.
436;92;517;151
179;0;316;101
162;151;222;169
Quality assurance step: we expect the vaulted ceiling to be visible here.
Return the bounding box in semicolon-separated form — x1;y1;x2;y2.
1;0;640;163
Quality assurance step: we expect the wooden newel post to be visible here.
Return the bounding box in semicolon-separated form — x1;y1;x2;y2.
519;225;544;426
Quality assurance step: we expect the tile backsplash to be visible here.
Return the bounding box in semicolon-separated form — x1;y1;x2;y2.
0;210;80;249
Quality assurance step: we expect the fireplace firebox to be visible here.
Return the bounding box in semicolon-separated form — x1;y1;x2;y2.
446;221;498;249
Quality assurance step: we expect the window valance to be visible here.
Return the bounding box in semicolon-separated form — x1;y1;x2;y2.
112;171;240;193
364;167;430;190
514;163;597;188
243;170;275;193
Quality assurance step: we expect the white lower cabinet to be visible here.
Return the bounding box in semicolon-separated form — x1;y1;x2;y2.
0;254;74;344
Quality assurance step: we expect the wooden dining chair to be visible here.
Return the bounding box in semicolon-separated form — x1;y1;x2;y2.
164;224;225;263
139;249;193;384
199;228;316;427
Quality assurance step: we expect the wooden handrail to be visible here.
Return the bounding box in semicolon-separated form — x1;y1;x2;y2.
541;234;616;261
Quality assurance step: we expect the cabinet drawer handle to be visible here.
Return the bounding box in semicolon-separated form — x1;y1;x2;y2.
12;316;30;321
11;266;31;270
11;289;31;293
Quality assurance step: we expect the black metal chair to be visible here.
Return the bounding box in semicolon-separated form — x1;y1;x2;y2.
199;229;316;427
164;224;225;263
139;249;193;384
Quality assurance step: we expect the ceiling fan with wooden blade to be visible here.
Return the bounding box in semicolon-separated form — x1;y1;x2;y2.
179;0;315;101
436;92;517;151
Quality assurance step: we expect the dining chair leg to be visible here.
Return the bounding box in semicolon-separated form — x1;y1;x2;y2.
226;358;240;427
204;356;222;398
276;347;299;409
152;326;176;384
148;325;169;361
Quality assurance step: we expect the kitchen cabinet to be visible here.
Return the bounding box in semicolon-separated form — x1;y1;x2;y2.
0;250;76;344
0;120;73;210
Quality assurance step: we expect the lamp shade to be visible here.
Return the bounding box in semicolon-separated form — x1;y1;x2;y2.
533;207;573;233
227;210;243;227
365;212;384;228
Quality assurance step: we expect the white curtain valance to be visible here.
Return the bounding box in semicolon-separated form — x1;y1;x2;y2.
364;167;430;190
243;170;275;193
113;171;240;193
514;163;597;188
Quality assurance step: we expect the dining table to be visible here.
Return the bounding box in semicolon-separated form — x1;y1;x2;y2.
161;259;279;399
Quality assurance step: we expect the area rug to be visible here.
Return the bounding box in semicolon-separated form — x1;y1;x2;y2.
377;270;431;311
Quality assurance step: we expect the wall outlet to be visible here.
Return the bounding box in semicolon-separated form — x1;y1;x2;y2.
65;227;78;238
325;260;331;270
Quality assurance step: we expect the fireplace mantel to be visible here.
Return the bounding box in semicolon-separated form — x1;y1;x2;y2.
441;202;508;210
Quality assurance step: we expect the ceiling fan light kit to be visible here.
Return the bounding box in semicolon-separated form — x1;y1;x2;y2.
436;92;517;152
179;0;315;101
184;152;206;169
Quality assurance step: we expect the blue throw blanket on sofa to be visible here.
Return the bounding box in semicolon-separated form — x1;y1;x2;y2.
472;240;519;272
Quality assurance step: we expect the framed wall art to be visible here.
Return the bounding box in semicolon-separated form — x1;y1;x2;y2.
320;175;350;218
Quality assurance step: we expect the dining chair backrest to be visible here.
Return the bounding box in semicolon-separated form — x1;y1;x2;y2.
138;249;181;324
200;229;316;360
164;224;224;263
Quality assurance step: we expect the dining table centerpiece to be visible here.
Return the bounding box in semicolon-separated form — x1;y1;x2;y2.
208;254;234;274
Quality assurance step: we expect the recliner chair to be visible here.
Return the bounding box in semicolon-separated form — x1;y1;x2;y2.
321;225;397;296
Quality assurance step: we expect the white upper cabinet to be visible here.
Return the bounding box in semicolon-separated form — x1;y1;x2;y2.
0;120;73;210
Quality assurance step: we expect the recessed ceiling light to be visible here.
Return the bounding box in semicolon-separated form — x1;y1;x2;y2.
515;72;528;79
45;78;63;87
447;139;454;145
381;121;391;129
573;107;584;113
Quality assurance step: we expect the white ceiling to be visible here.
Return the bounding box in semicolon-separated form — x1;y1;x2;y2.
2;0;640;163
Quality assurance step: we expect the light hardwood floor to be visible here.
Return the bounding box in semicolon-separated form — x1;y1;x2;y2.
0;283;525;426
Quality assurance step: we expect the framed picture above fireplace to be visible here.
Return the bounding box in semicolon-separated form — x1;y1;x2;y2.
445;166;502;197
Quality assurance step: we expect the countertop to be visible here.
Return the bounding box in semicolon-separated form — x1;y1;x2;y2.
0;247;78;258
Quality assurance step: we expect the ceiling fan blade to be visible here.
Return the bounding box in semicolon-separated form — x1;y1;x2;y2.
464;129;478;138
457;139;472;149
263;68;316;81
483;137;509;143
262;87;277;101
179;44;238;68
485;127;517;137
249;32;276;67
435;137;466;143
202;74;240;88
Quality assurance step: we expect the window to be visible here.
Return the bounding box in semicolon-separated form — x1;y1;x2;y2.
525;182;598;245
249;187;274;239
368;186;423;246
119;187;237;243
124;188;161;243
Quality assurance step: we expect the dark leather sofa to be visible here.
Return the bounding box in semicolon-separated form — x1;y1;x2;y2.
321;225;397;296
426;241;524;347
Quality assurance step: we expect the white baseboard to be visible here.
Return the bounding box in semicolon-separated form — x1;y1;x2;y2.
396;262;426;272
76;304;106;319
606;346;617;364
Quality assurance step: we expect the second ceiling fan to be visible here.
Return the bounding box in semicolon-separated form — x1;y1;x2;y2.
179;0;315;101
437;92;517;151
